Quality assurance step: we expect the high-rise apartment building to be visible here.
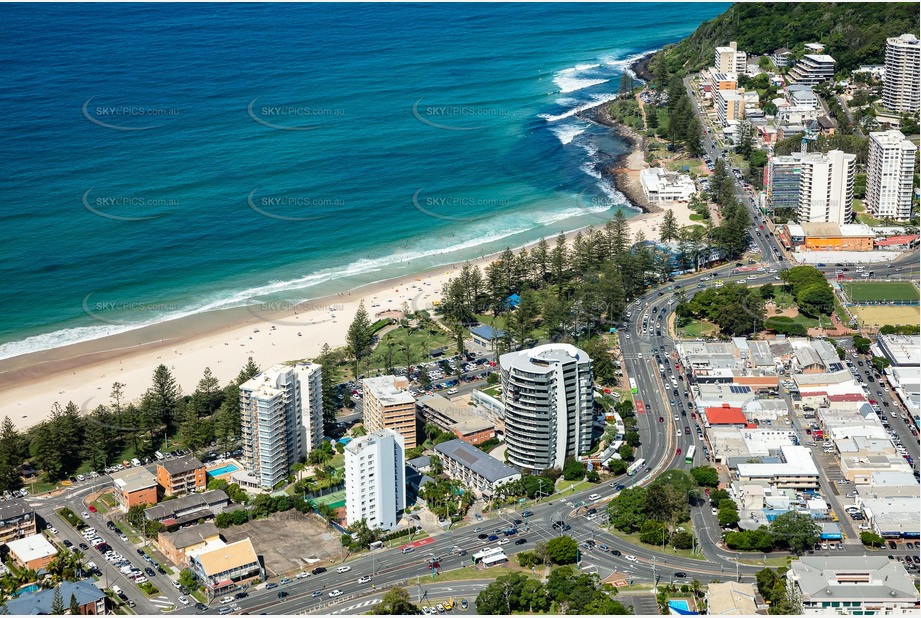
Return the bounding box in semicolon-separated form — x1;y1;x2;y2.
239;363;324;489
362;375;417;449
883;34;920;114
866;130;917;222
797;150;856;225
499;344;594;471
344;429;405;530
714;42;746;74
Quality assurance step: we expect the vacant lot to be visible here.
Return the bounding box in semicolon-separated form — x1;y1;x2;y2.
851;306;921;328
842;281;919;303
220;511;343;578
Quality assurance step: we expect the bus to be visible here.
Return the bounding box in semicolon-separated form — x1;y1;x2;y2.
629;378;638;394
626;458;646;476
685;445;696;465
471;547;503;564
481;552;509;568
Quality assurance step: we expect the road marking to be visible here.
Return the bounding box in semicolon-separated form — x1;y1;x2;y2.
331;598;382;614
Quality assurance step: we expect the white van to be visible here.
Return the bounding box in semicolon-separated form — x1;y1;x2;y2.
658;364;665;373
111;585;123;596
588;493;601;501
336;566;352;573
131;458;142;467
155;451;164;460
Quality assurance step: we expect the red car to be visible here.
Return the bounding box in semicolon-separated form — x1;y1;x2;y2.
88;505;97;513
659;416;664;423
676;448;682;455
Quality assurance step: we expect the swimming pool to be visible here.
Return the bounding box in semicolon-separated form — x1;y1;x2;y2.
668;600;691;612
13;584;40;597
208;463;239;476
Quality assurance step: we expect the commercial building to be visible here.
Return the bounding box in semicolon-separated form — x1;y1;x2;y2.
188;537;263;597
736;445;819;489
714;41;746;74
882;34;920;113
866;130;917;222
157;521;222;568
798;223;875;252
499;343;594;470
860;497;920;538
416;395;495;445
2;579;106;615
239;363;324;490
639;167;695;203
705;581;760;616
797;150;856;224
469;324;507;348
7;534;57;570
788;54;836;85
703;405;749;427
344;429;405;531
0;498;36;544
876;334;921;368
434;439;520;496
156;455;207;497
111;466;158;511
144;490;230;527
362;375;417;450
788;556;919;615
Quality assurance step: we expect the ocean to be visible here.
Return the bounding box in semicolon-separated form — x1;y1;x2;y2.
0;2;728;360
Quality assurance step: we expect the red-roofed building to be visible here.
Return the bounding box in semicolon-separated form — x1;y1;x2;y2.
875;235;919;250
704;405;748;427
828;394;867;402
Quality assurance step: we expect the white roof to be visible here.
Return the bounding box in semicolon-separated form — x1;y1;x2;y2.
737;445;818;478
7;534;57;563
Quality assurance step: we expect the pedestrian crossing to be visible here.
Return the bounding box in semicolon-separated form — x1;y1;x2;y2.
330;598;381;614
149;595;174;611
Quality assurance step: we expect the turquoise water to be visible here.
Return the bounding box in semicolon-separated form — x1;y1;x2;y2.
13;584;40;597
668;600;691;611
208;464;240;477
0;3;728;359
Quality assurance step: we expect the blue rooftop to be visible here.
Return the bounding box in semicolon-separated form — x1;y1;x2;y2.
470;324;506;340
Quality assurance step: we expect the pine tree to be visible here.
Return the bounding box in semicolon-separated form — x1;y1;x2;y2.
0;416;27;492
660;209;679;242
69;594;80;615
141;364;181;436
346;301;373;379
317;343;339;425
532;237;550;283
50;587;65;615
236;357;261;384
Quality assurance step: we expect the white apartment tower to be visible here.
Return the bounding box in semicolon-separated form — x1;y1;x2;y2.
239;363;324;489
499;344;594;471
344;429;405;530
714;41;746;74
866;130;917;222
883;34;920;113
797;149;856;225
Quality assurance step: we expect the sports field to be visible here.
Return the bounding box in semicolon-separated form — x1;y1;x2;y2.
842;281;919;303
851;306;920;328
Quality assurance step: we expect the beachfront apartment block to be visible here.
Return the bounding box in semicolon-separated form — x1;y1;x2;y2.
866;130;917;222
788;54;836;85
715;89;744;127
797;149;856;225
706;68;737;96
7;534;57;571
344;429;405;531
239;362;324;490
639;167;695;203
434;438;520;496
714;41;746;74
111;466;159;511
499;343;593;471
883;34;920;113
766;154;802;212
788;556;919;615
156;455;206;497
0;498;36;545
362;375;418;449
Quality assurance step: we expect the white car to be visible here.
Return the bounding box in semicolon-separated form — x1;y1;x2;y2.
336;566;351;573
220;596;234;604
81;511;90;518
625;555;637;562
329;590;343;598
498;538;510;545
47;526;58;535
358;575;372;584
296;571;311;579
625;334;631;339
588;493;601;501
178;596;189;606
119;534;129;542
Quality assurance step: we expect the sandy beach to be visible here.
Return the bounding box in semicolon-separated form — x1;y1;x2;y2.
0;105;692;431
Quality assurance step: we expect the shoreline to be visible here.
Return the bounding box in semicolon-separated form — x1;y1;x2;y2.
0;95;674;432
